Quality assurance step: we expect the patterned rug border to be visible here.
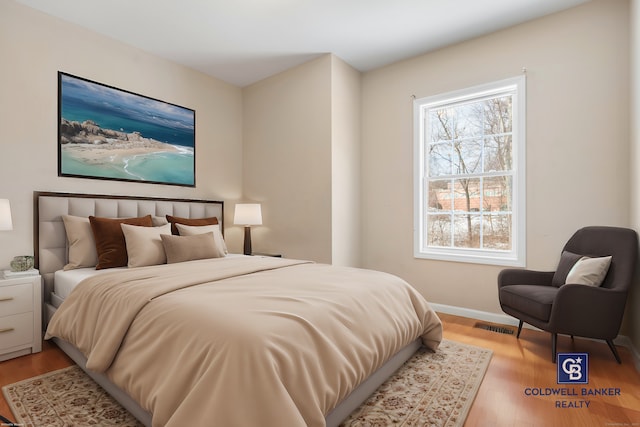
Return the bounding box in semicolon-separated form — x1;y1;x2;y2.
2;365;143;427
3;364;80;391
2;338;492;427
440;339;493;426
449;339;493;422
340;339;492;426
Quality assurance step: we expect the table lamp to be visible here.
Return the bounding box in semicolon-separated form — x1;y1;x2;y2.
234;204;262;255
0;199;12;231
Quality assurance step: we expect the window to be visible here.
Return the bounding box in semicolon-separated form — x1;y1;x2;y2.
413;76;525;266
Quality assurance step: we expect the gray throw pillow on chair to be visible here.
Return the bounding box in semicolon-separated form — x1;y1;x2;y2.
552;251;583;287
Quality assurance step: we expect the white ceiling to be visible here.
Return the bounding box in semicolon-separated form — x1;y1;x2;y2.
16;0;592;87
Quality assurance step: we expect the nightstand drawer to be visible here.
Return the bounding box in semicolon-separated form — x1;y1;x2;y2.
0;282;33;316
0;312;33;350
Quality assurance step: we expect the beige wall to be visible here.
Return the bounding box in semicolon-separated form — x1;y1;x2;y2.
0;0;244;263
242;55;361;265
243;56;333;263
331;57;362;267
361;0;631;314
629;0;640;354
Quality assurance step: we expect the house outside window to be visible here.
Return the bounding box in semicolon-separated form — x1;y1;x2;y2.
413;76;526;266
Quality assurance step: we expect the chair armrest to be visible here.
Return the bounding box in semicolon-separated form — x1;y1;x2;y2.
549;284;628;338
497;269;555;289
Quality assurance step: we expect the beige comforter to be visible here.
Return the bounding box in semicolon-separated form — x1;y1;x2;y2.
46;256;442;427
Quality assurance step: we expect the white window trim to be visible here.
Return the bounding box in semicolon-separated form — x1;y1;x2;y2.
413;76;526;267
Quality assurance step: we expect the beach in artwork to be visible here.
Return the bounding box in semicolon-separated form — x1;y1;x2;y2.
59;73;195;186
60;119;194;184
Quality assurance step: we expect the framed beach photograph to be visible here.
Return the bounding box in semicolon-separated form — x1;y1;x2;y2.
58;72;195;187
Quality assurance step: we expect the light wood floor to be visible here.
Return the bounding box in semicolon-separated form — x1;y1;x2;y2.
440;313;640;427
0;313;639;426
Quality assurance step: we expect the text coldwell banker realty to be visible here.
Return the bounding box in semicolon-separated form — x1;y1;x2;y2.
524;387;621;409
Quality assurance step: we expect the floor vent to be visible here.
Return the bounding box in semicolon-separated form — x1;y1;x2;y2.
473;322;515;335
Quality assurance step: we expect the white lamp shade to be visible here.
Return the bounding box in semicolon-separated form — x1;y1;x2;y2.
234;204;262;226
0;199;13;231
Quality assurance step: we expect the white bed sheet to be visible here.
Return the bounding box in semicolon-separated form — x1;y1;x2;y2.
54;267;125;300
53;255;246;301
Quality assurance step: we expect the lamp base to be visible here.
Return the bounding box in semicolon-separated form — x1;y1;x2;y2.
243;226;252;255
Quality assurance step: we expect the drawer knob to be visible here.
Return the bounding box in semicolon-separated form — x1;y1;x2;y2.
0;327;15;333
0;297;15;302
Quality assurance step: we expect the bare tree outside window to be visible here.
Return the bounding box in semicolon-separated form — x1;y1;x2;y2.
414;77;525;266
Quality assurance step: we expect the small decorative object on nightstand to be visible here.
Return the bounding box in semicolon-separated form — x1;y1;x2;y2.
0;272;42;362
9;255;34;272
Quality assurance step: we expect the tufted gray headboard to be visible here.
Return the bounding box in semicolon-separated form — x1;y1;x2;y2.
34;191;224;302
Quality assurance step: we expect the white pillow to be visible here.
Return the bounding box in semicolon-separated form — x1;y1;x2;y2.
565;255;612;287
121;223;172;267
62;215;98;270
152;216;169;226
175;223;228;255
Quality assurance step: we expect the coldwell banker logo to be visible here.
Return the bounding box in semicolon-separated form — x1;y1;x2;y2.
557;353;588;384
523;352;621;409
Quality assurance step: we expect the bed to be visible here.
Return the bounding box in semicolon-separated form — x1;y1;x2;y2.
35;191;443;427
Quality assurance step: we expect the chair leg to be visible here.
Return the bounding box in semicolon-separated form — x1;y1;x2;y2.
552;333;557;363
516;320;523;338
606;340;622;364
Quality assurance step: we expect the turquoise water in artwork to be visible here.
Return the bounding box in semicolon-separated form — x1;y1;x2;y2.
59;73;195;186
61;147;195;185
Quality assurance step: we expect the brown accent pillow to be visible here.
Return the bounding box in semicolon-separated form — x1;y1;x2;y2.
89;215;153;269
166;215;218;235
160;232;225;263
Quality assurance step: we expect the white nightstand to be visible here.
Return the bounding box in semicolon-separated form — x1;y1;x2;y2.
0;273;42;362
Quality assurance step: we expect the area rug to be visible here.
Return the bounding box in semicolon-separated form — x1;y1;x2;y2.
2;339;491;427
340;340;492;426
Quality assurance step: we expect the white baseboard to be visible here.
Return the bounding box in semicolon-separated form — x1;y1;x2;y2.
429;302;535;329
613;335;640;372
431;303;640;372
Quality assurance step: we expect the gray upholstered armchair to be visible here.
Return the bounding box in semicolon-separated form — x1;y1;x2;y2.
498;226;638;363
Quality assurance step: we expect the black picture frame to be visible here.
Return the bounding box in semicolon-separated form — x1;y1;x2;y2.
58;72;196;187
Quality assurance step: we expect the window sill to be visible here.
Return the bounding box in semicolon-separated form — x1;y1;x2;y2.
414;249;525;267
